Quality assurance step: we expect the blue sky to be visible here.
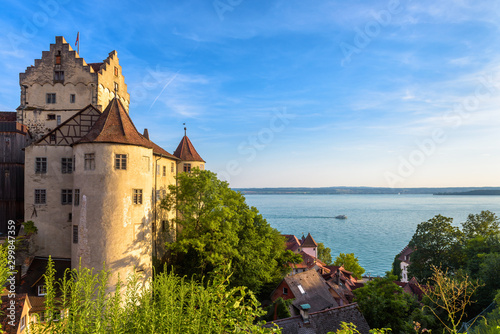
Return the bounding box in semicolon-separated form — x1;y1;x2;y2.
1;0;499;188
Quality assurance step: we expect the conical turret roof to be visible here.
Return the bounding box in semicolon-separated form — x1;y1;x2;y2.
76;98;178;159
173;135;205;162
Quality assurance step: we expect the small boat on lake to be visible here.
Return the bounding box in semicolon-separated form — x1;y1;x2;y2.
334;215;347;219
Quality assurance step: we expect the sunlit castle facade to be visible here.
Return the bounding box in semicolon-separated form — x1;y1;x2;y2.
21;36;205;285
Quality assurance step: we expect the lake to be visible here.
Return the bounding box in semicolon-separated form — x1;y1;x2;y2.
243;194;500;276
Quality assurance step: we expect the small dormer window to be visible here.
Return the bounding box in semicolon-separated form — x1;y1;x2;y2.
297;284;306;295
38;285;47;296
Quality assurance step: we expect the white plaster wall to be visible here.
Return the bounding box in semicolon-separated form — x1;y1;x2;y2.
72;143;153;287
24;144;74;258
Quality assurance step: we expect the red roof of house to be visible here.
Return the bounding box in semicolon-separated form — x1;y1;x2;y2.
173;135;205;162
398;245;414;263
301;233;318;247
283;234;301;252
76;99;177;158
0;112;16;122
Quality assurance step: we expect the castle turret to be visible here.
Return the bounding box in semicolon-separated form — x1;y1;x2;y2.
72;98;154;286
173;128;205;173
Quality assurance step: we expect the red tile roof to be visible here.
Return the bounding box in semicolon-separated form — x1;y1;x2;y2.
0;112;16;122
283;234;301;252
301;233;318;248
173;135;205;162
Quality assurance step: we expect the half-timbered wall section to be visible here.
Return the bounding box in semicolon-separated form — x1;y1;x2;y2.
37;105;101;146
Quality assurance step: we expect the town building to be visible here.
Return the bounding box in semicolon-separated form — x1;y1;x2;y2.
13;36;205;288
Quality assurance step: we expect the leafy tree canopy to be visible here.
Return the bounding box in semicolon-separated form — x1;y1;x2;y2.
462;211;499;240
353;274;430;333
317;242;333;265
408;215;464;282
161;169;300;294
333;253;365;279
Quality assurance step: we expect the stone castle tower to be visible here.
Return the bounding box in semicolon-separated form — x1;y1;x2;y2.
17;36;130;140
21;36;204;286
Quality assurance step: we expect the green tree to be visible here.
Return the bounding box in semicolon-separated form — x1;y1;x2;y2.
318;242;333;265
161;169;300;294
333;253;365;279
462;211;499;240
353;274;423;333
408;215;464;282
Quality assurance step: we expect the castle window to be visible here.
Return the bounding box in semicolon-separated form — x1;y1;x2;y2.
115;154;127;170
35;157;47;174
61;158;73;174
183;163;191;173
68;213;72;222
46;93;56;104
84;153;95;170
57;115;61;125
114;82;119;93
163;166;166;176
74;189;80;206
133;189;143;205
70;94;76;103
38;285;47;296
73;225;78;243
171;162;174;173
35;189;46;204
54;71;64;82
61;189;72;205
114;66;118;76
200;164;205;170
47;114;56;120
50;134;56;143
55;51;61;65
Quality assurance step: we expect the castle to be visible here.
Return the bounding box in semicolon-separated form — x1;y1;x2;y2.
11;36;205;285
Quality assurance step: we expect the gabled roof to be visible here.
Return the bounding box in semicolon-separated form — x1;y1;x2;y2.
283;234;301;252
283;270;339;313
301;233;318;248
265;303;370;334
173;135;205;162
0;111;16;122
18;257;71;296
398;245;414;263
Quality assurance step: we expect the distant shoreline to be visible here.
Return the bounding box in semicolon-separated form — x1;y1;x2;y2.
234;187;500;195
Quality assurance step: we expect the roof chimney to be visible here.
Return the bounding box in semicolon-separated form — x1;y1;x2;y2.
143;128;149;140
299;304;310;323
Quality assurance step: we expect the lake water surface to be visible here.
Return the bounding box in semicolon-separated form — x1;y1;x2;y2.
244;194;500;276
